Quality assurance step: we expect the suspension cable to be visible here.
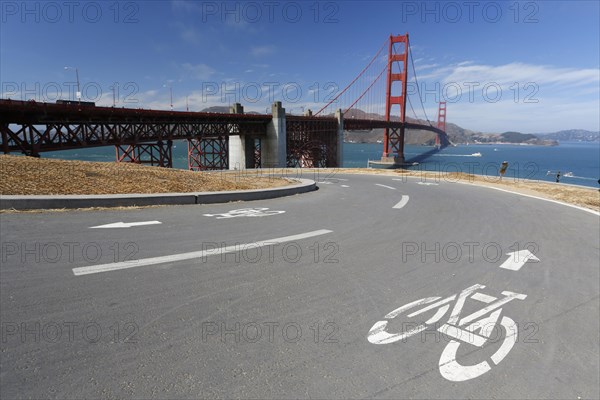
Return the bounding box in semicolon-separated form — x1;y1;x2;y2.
343;64;387;114
407;94;418;121
408;43;433;126
314;38;388;116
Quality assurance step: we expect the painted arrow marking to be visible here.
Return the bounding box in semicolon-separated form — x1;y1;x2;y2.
90;221;162;229
499;250;540;271
393;195;410;209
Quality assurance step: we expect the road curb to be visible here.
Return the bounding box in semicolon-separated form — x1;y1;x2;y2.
0;178;316;210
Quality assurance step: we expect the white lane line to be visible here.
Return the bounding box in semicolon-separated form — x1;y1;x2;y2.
392;178;405;181
90;221;162;229
73;229;333;276
453;180;600;216
341;185;350;188
375;184;396;190
393;195;410;209
417;182;439;186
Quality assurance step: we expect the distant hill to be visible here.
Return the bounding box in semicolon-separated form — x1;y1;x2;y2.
499;131;536;143
536;129;599;142
343;113;558;146
200;106;230;113
199;106;233;113
198;106;570;146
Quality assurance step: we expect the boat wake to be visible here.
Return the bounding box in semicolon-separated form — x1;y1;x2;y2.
429;153;483;157
546;171;598;181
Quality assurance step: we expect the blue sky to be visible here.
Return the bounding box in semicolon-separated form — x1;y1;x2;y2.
1;0;599;133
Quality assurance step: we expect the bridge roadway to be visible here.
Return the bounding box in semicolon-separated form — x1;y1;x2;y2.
1;173;598;399
0;99;447;155
0;99;272;155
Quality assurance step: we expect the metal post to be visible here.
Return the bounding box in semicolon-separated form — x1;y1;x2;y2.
75;68;81;103
64;66;81;102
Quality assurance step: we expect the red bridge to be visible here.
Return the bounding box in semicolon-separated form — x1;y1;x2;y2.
0;34;448;170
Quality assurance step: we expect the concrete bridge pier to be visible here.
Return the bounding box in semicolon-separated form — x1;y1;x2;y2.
228;102;341;169
262;101;287;168
228;103;264;170
228;103;256;170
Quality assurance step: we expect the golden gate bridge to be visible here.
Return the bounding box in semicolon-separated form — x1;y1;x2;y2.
0;33;449;170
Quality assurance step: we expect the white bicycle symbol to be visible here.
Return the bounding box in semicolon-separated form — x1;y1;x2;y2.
367;284;527;382
203;207;285;219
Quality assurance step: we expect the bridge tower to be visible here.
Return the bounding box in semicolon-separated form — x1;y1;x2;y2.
435;101;446;148
382;33;409;164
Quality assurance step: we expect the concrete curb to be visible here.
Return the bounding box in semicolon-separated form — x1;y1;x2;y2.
0;179;316;210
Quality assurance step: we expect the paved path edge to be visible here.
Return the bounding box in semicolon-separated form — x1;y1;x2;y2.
0;178;316;210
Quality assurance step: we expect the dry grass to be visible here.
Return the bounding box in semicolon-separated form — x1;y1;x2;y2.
0;155;292;195
426;171;600;212
382;169;598;212
1;156;597;213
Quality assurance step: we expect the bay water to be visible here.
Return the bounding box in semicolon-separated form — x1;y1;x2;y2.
43;141;600;188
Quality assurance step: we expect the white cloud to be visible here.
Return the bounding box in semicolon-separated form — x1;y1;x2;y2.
181;63;216;80
441;97;600;133
411;61;600;132
415;63;439;72
441;62;599;87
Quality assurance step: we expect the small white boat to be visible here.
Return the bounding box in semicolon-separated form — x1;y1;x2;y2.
471;152;482;157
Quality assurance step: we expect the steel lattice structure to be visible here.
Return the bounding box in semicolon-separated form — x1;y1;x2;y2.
286;116;338;168
0;100;269;156
116;140;173;168
187;137;229;171
253;138;262;168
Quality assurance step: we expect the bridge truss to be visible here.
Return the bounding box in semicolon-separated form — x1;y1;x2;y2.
0;33;448;169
